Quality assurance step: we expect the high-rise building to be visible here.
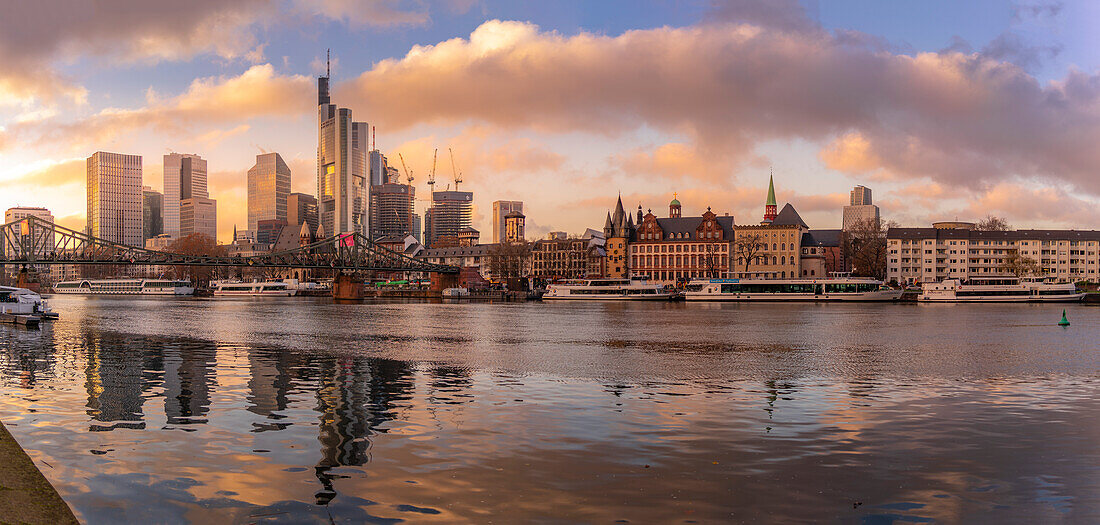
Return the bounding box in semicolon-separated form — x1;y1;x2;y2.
142;187;163;241
369;183;416;240
842;185;880;230
369;150;388;186
317;68;369;237
163;153;208;238
4;207;54;271
492;200;523;244
287;193;319;234
256;219;287;246
504;211;526;243
87;152;143;246
180;197;217;241
426;191;473;248
247;153;291;232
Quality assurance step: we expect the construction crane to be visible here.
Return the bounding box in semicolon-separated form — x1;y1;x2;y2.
449;147;462;191
427;148;437;194
397;153;414;185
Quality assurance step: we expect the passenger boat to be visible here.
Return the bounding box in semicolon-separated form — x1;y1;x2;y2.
543;277;674;301
918;277;1085;302
441;287;470;298
213;280;298;297
53;279;195;296
0;286;56;320
683;277;902;301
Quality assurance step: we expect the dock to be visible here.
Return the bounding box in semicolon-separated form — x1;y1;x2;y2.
0;313;39;327
0;421;78;524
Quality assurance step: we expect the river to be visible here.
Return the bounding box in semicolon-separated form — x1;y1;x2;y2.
1;296;1098;523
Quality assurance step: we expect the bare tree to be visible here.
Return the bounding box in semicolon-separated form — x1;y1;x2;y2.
168;233;226;286
845;218;895;280
488;241;532;282
702;242;723;278
976;215;1011;231
999;249;1040;278
734;233;766;273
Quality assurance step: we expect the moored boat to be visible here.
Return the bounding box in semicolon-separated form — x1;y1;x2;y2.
54;278;195;296
683;277;902;301
918;277;1084;302
0;286;55;320
213;279;299;297
543;277;674;300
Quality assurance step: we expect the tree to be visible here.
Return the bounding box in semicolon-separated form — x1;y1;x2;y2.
844;218;895;280
701;242;723;278
167;233;226;285
999;250;1040;278
976;215;1011;231
488;241;532;282
734;233;766;273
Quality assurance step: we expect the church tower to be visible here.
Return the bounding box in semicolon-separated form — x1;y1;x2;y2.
762;174;777;223
605;195;634;279
669;193;681;218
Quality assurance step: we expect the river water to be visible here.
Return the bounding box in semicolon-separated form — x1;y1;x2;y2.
1;296;1098;523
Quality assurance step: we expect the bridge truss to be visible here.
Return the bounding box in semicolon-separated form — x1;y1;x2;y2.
0;216;457;274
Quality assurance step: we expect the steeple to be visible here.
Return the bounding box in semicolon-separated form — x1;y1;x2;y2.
763;171;778;223
669;192;682;218
637;205;643;225
603;211;613;238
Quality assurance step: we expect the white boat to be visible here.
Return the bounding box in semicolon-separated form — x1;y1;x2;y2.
543;277;674;300
53;279;195;296
441;287;470;297
213;280;298;297
919;277;1084;302
0;286;56;318
683;277;902;301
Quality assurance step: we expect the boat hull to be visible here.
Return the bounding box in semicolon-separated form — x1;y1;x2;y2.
918;294;1086;303
685;290;903;302
542;293;675;301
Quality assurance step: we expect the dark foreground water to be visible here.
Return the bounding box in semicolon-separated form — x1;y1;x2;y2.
1;297;1099;523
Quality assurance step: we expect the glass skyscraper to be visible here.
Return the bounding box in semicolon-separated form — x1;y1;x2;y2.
247;152;291;232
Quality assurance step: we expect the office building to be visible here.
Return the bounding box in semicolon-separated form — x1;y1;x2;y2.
426;191;473;248
180;197;217;241
163;153;208;239
3;207;54;274
87;152;143;246
369;183;416;240
142;187;163;241
287;193;318;233
247;153;291;232
256;219;287;246
492;200;523;244
504;211;526;243
317;68;369;237
842;185;880;230
887;223;1100;285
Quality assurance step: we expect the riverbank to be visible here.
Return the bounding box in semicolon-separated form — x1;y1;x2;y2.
0;421;77;524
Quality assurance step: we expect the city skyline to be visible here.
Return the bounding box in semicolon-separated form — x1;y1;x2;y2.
1;1;1099;243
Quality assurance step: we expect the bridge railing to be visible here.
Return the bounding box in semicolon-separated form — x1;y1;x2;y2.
0;216;459;273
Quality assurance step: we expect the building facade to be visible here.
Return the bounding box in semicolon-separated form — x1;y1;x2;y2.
887;224;1100;285
733;204;808;279
142;187;163;241
842;185;880;230
426;191;473;248
163;153;207;239
256;219;287;246
88;151;143;246
317;72;369;237
602;196;635;279
369;183;416;240
492;200;523;244
3;207;55;276
287;193;318;234
247;152;291;232
180;197;217;240
504;211;525;243
629;200;734;285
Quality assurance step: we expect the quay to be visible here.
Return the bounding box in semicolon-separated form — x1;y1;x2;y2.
0;421;77;524
0;313;39;327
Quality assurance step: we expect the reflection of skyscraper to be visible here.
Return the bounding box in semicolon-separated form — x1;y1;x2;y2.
317;67;369;237
162;345;215;425
84;334;147;431
247;348;294;432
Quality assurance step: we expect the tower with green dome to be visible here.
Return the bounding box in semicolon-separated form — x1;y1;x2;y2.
669;193;681;218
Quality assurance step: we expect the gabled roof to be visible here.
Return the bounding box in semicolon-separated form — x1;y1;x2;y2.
803;229;842;247
645;215;736;239
771;203;808;228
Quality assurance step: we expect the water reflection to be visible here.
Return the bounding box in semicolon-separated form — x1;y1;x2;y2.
0;298;1099;523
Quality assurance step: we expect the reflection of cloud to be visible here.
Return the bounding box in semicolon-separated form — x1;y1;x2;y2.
341;15;1100;195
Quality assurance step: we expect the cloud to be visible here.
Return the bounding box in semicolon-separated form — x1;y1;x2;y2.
194;125;253;148
962;182;1100;226
293;0;430;28
6;65;312;153
0;158;86;189
340;16;1100;196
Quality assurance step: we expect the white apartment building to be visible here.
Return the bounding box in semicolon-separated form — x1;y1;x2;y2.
887;224;1100;284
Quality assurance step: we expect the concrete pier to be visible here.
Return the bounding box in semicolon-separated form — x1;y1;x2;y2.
0;421;77;524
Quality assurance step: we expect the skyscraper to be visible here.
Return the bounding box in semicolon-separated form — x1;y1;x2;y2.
247;152;291;232
163;153;208;238
180;197;217;240
87;152;143;246
317;65;369;237
842;185;880;230
370;183;416;240
142;187;163;241
287;192;319;233
492;200;523;244
426;190;473;248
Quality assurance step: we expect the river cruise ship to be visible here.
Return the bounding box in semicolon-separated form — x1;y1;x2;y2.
919;277;1084;302
683;277;903;301
543;277;674;301
213;280;298;297
54;279;195;295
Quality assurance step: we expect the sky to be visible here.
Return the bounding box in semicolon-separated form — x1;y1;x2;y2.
0;0;1097;243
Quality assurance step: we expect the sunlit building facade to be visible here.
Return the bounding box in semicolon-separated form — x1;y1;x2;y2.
247;152;291;232
492;200;523;244
163;153;208;239
317;73;369;237
87;151;143;246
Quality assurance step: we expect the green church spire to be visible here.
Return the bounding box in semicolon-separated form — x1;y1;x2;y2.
766;173;776;206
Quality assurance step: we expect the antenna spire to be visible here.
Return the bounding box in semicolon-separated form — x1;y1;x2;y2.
326;49;330;77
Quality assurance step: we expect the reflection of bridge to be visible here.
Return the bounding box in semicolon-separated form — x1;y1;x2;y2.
0;216;458;273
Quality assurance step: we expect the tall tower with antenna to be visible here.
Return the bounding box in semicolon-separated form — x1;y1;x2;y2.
317;48;370;237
